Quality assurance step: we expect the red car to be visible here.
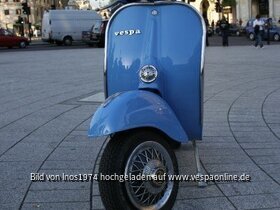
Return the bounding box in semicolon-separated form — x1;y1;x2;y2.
0;28;29;48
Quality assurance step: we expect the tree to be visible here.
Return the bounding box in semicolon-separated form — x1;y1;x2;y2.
222;0;236;7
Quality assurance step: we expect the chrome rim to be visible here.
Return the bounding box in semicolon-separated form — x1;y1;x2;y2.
274;34;279;41
125;141;174;210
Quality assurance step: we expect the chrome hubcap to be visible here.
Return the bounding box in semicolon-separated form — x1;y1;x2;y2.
125;141;174;209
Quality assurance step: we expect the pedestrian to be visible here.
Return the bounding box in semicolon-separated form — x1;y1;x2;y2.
253;14;265;48
203;15;209;46
219;16;229;46
34;29;38;38
239;18;243;27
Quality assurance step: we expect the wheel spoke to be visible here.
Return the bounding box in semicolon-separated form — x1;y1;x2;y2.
134;158;146;168
150;193;158;205
146;148;154;160
142;192;153;204
140;188;149;202
154;149;161;160
132;182;145;194
131;162;142;172
143;150;150;162
125;140;176;209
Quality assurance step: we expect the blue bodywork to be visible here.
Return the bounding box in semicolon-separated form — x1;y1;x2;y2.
88;90;188;141
89;2;205;142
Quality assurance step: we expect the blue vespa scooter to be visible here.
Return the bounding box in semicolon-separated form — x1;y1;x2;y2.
89;1;206;209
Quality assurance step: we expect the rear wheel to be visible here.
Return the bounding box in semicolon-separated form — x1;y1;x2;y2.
99;130;179;210
63;36;72;46
273;33;280;41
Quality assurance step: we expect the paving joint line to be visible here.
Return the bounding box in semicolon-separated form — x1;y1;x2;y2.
227;85;280;186
0;105;80;158
261;87;280;141
19;106;92;209
89;136;109;210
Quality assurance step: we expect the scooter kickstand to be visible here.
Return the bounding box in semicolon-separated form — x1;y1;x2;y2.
192;140;207;188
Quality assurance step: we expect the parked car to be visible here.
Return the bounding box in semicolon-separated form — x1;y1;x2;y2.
228;24;245;36
82;19;108;48
245;18;280;41
215;24;243;36
0;28;29;48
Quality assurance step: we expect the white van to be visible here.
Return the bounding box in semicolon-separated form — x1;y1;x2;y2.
42;10;102;46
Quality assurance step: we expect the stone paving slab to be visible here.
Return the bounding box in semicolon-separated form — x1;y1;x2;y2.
173;197;236;210
228;193;280;210
217;181;280;196
25;189;91;203
21;202;90;210
1;46;280;209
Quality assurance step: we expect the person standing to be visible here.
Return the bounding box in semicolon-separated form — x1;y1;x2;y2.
253;14;265;48
239;18;243;27
219;17;230;46
203;15;209;46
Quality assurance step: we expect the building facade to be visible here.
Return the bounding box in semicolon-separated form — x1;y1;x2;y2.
189;0;280;26
0;0;23;29
0;0;66;31
236;0;280;24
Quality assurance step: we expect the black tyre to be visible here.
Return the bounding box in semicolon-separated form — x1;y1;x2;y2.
274;33;280;41
99;130;179;210
249;33;255;40
19;41;27;48
63;36;72;46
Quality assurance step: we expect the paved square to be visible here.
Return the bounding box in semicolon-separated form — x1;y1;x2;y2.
0;45;280;210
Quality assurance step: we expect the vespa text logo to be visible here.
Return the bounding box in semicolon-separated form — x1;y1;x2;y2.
114;29;141;36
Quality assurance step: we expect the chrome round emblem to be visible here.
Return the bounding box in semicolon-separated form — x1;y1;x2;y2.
151;10;158;16
139;65;158;83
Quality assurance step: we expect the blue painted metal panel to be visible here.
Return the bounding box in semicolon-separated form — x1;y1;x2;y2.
105;3;204;140
88;90;188;142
